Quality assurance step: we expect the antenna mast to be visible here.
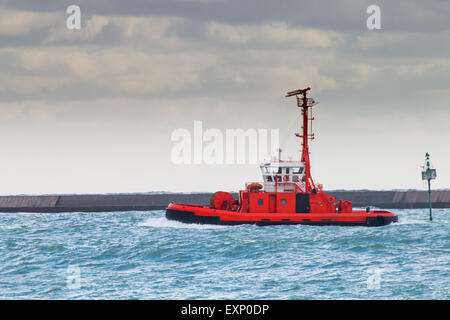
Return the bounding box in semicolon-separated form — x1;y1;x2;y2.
286;87;317;192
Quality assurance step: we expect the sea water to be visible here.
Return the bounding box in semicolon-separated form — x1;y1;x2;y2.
0;209;448;299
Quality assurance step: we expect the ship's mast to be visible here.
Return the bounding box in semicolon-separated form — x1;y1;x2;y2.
286;87;316;192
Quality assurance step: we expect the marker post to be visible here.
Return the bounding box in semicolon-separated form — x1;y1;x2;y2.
421;153;437;221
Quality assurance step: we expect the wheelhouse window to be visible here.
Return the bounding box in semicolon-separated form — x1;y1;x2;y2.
265;167;280;174
292;167;304;174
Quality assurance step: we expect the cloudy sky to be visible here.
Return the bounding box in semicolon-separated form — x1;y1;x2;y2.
0;0;449;195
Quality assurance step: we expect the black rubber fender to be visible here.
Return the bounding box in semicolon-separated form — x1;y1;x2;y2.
366;215;386;227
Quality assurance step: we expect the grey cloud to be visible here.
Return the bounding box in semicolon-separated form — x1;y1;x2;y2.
0;2;449;117
1;0;450;32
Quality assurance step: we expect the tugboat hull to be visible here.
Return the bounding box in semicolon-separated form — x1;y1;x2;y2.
166;204;398;227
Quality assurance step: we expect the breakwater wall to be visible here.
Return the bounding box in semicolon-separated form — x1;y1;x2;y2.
0;191;449;213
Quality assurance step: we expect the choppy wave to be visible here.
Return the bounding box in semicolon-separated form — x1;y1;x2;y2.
0;209;448;299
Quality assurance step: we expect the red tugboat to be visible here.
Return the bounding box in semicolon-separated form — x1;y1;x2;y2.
166;87;398;226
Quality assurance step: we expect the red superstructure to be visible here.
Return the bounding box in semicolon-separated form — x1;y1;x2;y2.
166;88;398;226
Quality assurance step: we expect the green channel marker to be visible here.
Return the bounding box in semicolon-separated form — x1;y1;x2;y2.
421;152;437;221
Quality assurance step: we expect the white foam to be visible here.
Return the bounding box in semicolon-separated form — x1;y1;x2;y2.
137;216;226;229
396;218;430;226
